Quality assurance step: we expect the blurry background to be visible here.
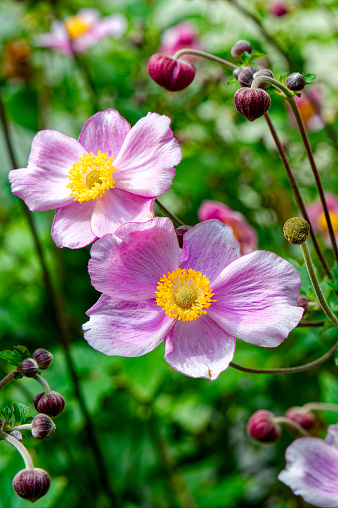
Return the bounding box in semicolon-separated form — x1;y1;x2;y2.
1;0;338;506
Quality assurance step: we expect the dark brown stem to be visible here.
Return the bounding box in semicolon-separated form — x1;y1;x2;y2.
155;198;185;227
0;368;19;390
297;320;325;327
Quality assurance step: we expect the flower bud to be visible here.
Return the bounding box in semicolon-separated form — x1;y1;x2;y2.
31;414;56;440
21;358;39;378
176;226;191;248
297;295;309;315
237;66;259;88
32;349;53;370
270;1;288;17
286;72;306;92
230;40;253;58
148;54;195;92
247;410;281;443
253;69;274;89
33;391;65;418
285;406;316;430
234;88;271;122
283;217;310;245
13;468;51;502
233;67;242;80
10;430;23;441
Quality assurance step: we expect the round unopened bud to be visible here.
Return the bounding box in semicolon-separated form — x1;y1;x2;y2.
247;410;281;443
176;226;191;248
13;468;51;502
234;88;271;122
148;54;195;92
21;358;39;378
231;40;253;58
10;430;23;441
253;69;274;89
31;414;56;440
32;349;53;370
238;66;259;88
286;72;306;92
270;1;288;17
233;67;241;80
283;217;310;245
297;295;309;315
33;391;65;418
285;407;316;430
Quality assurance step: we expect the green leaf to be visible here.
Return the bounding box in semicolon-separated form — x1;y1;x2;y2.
22;416;33;425
0;350;22;367
1;406;13;423
303;73;316;84
240;52;251;64
227;77;238;86
12;402;30;425
13;345;31;361
279;71;289;84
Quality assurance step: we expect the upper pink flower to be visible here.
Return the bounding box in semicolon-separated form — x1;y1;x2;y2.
278;424;338;507
9;110;182;249
198;200;257;255
306;193;338;247
83;217;303;380
37;9;127;55
159;22;200;58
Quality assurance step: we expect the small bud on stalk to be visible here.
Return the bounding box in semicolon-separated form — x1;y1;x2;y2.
32;349;53;370
253;69;274;89
283;217;310;245
31;414;56;440
13;468;51;503
21;358;39;378
286;72;307;92
247;410;281;443
234;88;271;122
33;391;65;418
230;40;253;58
285;407;316;430
148;54;195;92
237;67;258;88
297;296;309;315
176;226;192;248
10;430;23;441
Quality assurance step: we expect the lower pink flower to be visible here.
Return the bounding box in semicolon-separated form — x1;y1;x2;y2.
198;200;257;254
83;218;303;380
306;193;338;247
278;424;338;507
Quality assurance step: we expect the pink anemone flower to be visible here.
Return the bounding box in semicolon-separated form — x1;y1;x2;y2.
287;88;323;131
278;424;338;507
306;193;338;247
37;9;127;55
159;22;200;60
9;110;182;249
198;200;257;255
83;217;303;380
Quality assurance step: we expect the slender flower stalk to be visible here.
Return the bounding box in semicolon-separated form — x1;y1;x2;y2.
302;402;338;413
273;417;310;437
297;320;325;327
34;374;51;394
0;367;19;391
10;424;32;432
173;49;237;70
155;198;185;226
0;431;34;469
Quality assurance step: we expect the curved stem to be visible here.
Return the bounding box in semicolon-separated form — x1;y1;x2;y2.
10;424;32;432
302;402;338;413
273;416;309;437
0;430;34;469
298;320;325;327
173;49;237;70
0;367;19;391
155;199;185;227
34;374;51;394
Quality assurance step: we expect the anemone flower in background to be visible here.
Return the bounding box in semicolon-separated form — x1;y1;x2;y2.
198;200;257;255
83;218;303;380
9;110;181;249
37;9;127;55
269;1;288;17
306;193;338;247
288;88;323;131
278;424;338;507
159;22;200;60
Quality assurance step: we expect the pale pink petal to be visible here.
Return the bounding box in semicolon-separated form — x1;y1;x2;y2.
164;315;235;380
52;200;97;249
37;22;72;54
9;130;85;212
89;217;180;300
76;8;100;25
179;220;240;285
83;295;173;356
90;14;127;39
113;113;181;197
90;188;154;238
78;110;130;158
278;436;338;508
208;251;303;347
325;424;338;450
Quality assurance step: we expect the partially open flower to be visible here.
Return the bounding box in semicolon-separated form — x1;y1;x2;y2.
31;414;56;439
247;410;281;443
13;468;51;503
148;54;195;91
234;88;271;122
33;391;65;418
285;407;316;430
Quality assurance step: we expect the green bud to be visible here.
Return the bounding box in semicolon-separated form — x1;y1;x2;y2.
283;217;310;245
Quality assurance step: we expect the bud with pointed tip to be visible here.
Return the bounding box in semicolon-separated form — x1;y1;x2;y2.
283;217;310;245
33;391;65;418
148;54;195;92
231;40;253;58
234;88;271;122
175;226;191;248
21;358;39;378
253;69;274;89
286;72;306;92
32;349;53;370
10;430;23;441
285;407;316;430
13;468;51;502
247;410;281;443
31;414;56;440
238;66;258;88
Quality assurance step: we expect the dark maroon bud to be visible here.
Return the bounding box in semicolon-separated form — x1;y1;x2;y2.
21;358;39;378
32;349;53;370
297;295;309;315
233;67;241;80
148;54;195;92
13;468;51;503
10;430;23;441
31;414;56;440
253;69;274;89
33;391;65;418
230;40;253;58
285;407;316;430
237;67;259;88
176;226;191;248
234;88;271;122
286;72;306;92
247;410;281;443
270;1;288;17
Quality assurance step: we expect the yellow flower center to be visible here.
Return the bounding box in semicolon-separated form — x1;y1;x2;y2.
67;151;116;203
318;211;338;235
155;268;216;322
64;16;91;40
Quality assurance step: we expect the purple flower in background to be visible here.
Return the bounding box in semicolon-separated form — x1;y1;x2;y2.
198;200;257;254
278;424;338;507
306;193;338;247
83;218;303;380
9;110;181;249
159;22;200;60
37;9;127;55
269;2;288;17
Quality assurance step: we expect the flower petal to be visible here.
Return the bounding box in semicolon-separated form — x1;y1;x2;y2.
78;110;130;158
208;250;303;347
179;220;241;284
325;424;338;451
90;188;154;238
278;436;338;508
88;217;180;300
83;295;173;356
90;14;127;39
9;130;85;212
164;315;235;380
52;200;97;249
113;113;181;197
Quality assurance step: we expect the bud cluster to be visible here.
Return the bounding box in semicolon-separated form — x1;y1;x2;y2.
20;348;53;378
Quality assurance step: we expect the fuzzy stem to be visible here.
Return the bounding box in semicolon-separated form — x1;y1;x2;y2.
302;402;338;413
34;374;51;394
173;49;237;70
273;416;310;437
155;199;185;227
10;424;32;432
0;368;19;391
0;431;34;469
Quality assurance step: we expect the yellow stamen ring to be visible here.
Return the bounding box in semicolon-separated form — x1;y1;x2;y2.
318;211;338;235
64;16;91;40
155;268;216;322
67;151;116;203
